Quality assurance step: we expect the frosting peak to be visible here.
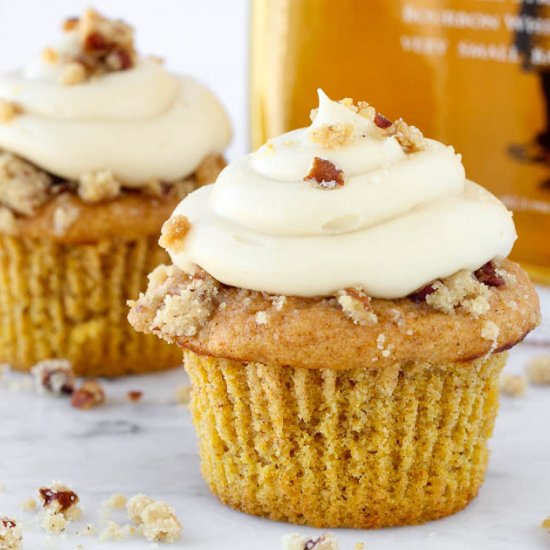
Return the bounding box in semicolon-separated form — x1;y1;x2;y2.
164;91;517;299
0;9;231;185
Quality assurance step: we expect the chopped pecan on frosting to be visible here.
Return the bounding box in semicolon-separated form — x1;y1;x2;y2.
159;215;191;253
56;9;136;84
128;265;220;343
337;288;378;326
304;157;345;189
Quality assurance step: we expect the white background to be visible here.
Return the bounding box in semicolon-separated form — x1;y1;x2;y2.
0;0;250;159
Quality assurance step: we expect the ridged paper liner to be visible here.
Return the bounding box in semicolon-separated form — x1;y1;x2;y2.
184;350;505;528
0;235;181;376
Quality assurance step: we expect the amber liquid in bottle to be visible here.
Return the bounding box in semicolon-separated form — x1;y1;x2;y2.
250;0;550;283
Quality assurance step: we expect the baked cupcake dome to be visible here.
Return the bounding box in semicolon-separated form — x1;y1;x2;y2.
0;9;230;376
129;91;540;526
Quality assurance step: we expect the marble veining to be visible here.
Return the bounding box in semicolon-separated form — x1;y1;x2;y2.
1;287;549;549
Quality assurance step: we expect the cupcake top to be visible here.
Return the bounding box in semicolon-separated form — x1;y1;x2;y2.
129;92;539;371
0;8;230;236
163;90;515;299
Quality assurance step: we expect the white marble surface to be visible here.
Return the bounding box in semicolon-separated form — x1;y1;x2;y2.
1;288;550;550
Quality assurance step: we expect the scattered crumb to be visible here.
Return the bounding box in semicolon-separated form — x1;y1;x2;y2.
99;521;134;542
0;98;21;123
389;308;405;327
39;482;81;520
102;493;128;510
175;385;191;406
254;311;269;325
406;329;414;336
282;533;339;550
31;359;75;396
127;494;181;543
78;170;121;203
20;497;37;512
0;517;22;550
542;516;550;530
354;544;365;550
71;379;105;410
309;123;354;148
337;288;378;326
42;47;59;64
500;374;527;397
75;524;96;537
128;265;219;343
40;511;67;534
127;390;143;403
526;356;550;385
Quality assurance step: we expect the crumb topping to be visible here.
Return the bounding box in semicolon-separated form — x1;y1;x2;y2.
500;374;527;397
0;517;22;550
78;169;121;202
304;157;345;189
53;201;80;235
526;356;550;385
337;288;378;326
481;320;500;342
56;9;136;84
159;215;191;253
0;99;22;123
128;265;220;343
38;482;81;534
309;123;354;148
31;359;75;396
127;494;181;543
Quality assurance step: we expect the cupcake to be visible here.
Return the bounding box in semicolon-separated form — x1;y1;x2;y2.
128;91;540;527
0;9;230;376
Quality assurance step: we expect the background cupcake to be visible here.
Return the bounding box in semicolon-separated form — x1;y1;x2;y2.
130;91;539;528
0;8;231;376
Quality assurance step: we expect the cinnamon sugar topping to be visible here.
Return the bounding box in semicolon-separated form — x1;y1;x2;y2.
304;157;345;189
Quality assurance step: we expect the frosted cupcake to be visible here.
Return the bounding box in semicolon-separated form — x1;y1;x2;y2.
0;9;230;376
129;91;539;527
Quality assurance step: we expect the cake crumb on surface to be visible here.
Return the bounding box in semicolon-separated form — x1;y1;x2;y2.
337;288;378;326
527;356;550;385
20;497;37;511
282;533;339;550
99;521;134;542
102;493;128;510
159;215;191;253
500;374;527;397
354;543;365;550
31;359;75;396
127;494;181;543
0;517;22;550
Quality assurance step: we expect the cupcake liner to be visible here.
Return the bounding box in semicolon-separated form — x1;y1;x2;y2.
0;235;182;376
184;350;505;528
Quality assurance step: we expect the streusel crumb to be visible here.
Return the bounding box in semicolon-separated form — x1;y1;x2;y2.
309;123;354;148
0;99;21;123
526;356;550;385
283;533;339;550
542;516;550;530
127;494;182;543
159;215;191;253
78;170;121;202
500;374;527;397
99;521;134;542
0;518;22;550
40;512;67;534
0;152;51;215
425;270;491;316
31;359;75;396
337;288;378;326
39;482;81;520
128;265;219;343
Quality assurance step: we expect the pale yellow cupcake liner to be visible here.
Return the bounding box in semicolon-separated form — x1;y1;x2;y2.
0;235;181;376
184;349;505;528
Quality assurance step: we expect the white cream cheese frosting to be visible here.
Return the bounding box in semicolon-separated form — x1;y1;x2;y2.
0;32;231;185
164;90;517;299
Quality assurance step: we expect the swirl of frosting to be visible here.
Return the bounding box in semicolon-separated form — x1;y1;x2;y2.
0;32;231;185
164;90;516;299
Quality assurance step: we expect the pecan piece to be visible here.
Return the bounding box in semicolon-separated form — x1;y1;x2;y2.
127;390;143;402
71;379;105;410
408;282;438;303
474;261;505;287
304;157;345;189
374;112;392;129
39;486;79;513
